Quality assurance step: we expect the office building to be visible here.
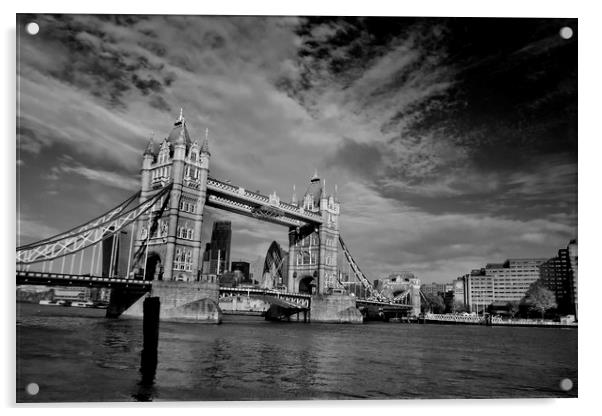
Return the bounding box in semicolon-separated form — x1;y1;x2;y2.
420;282;452;296
231;261;251;283
262;241;289;288
458;259;546;312
539;240;578;316
202;221;232;274
101;230;130;278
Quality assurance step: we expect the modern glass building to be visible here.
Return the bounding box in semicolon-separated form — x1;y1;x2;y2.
262;241;288;289
202;221;232;274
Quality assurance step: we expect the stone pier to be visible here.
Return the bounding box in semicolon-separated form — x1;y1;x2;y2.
309;293;363;323
117;281;222;323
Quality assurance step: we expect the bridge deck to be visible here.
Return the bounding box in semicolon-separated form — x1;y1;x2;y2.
16;271;153;290
355;299;414;309
219;286;311;299
16;272;406;309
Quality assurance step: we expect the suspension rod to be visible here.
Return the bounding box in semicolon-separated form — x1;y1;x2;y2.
90;245;96;276
17;191;141;250
78;250;84;275
96;242;102;276
109;233;117;278
126;223;134;279
16;185;171;265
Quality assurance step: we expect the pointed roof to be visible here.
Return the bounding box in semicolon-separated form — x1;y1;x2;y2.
305;170;322;206
143;137;156;156
167;108;192;146
200;127;210;154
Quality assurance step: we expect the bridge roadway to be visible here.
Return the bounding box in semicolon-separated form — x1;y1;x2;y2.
16;270;152;290
356;299;414;309
16;271;311;305
16;271;411;314
219;286;311;309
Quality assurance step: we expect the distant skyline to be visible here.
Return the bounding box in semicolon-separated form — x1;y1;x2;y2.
17;15;577;283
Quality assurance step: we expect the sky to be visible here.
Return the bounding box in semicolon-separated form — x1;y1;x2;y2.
16;15;577;284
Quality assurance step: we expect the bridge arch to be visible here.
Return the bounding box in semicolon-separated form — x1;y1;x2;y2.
145;252;162;281
298;276;315;295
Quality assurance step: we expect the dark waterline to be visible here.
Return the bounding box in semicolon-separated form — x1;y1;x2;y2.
16;302;578;402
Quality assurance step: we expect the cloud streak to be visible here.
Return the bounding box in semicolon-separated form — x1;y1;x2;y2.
16;15;577;283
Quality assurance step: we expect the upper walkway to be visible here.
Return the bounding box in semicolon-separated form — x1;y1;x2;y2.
206;177;323;228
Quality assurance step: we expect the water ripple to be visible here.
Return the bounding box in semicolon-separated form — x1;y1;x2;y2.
16;304;578;402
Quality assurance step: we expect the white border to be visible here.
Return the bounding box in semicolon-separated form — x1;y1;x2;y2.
2;1;600;415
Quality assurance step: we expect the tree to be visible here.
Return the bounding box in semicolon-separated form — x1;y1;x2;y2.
452;300;469;313
421;292;446;314
522;280;557;319
506;301;520;318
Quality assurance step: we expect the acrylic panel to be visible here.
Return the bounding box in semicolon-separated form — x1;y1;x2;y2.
16;14;578;403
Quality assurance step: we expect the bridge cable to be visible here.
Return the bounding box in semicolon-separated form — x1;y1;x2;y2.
16;185;171;265
338;235;387;301
17;191;141;250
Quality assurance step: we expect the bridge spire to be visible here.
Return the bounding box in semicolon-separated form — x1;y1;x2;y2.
201;127;210;154
291;184;297;206
143;135;155;156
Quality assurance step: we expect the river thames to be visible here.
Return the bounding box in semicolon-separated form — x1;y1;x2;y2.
16;303;577;402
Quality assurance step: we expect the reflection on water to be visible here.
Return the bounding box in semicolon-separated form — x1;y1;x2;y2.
16;303;578;402
133;344;157;402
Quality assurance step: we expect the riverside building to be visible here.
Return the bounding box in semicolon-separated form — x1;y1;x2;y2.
457;258;547;313
539;240;578;316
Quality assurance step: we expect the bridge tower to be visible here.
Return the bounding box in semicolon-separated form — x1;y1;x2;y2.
287;171;340;294
134;110;210;282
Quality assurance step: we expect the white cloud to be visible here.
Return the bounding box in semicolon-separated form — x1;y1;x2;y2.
16;16;577;287
338;180;575;282
17;216;61;244
58;165;139;192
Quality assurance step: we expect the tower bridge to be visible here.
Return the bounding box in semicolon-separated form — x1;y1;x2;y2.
16;109;420;323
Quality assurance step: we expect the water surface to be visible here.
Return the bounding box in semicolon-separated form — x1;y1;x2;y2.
16;302;578;402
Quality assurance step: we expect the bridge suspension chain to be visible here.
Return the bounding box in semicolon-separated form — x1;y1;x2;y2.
391;289;411;303
338;235;387;302
17;191;141;250
16;185;172;265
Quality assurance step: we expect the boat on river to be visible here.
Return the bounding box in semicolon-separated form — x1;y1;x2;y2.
38;300;67;306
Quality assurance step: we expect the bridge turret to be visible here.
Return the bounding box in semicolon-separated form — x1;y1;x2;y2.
187;140;200;165
141;137;155;197
287;170;340;295
133;109;212;283
320;179;328;209
163;110;189;281
291;184;298;207
200;128;210;156
192;127;211;277
143;137;156;158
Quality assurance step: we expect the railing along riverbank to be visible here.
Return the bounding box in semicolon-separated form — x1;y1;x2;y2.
421;313;577;328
